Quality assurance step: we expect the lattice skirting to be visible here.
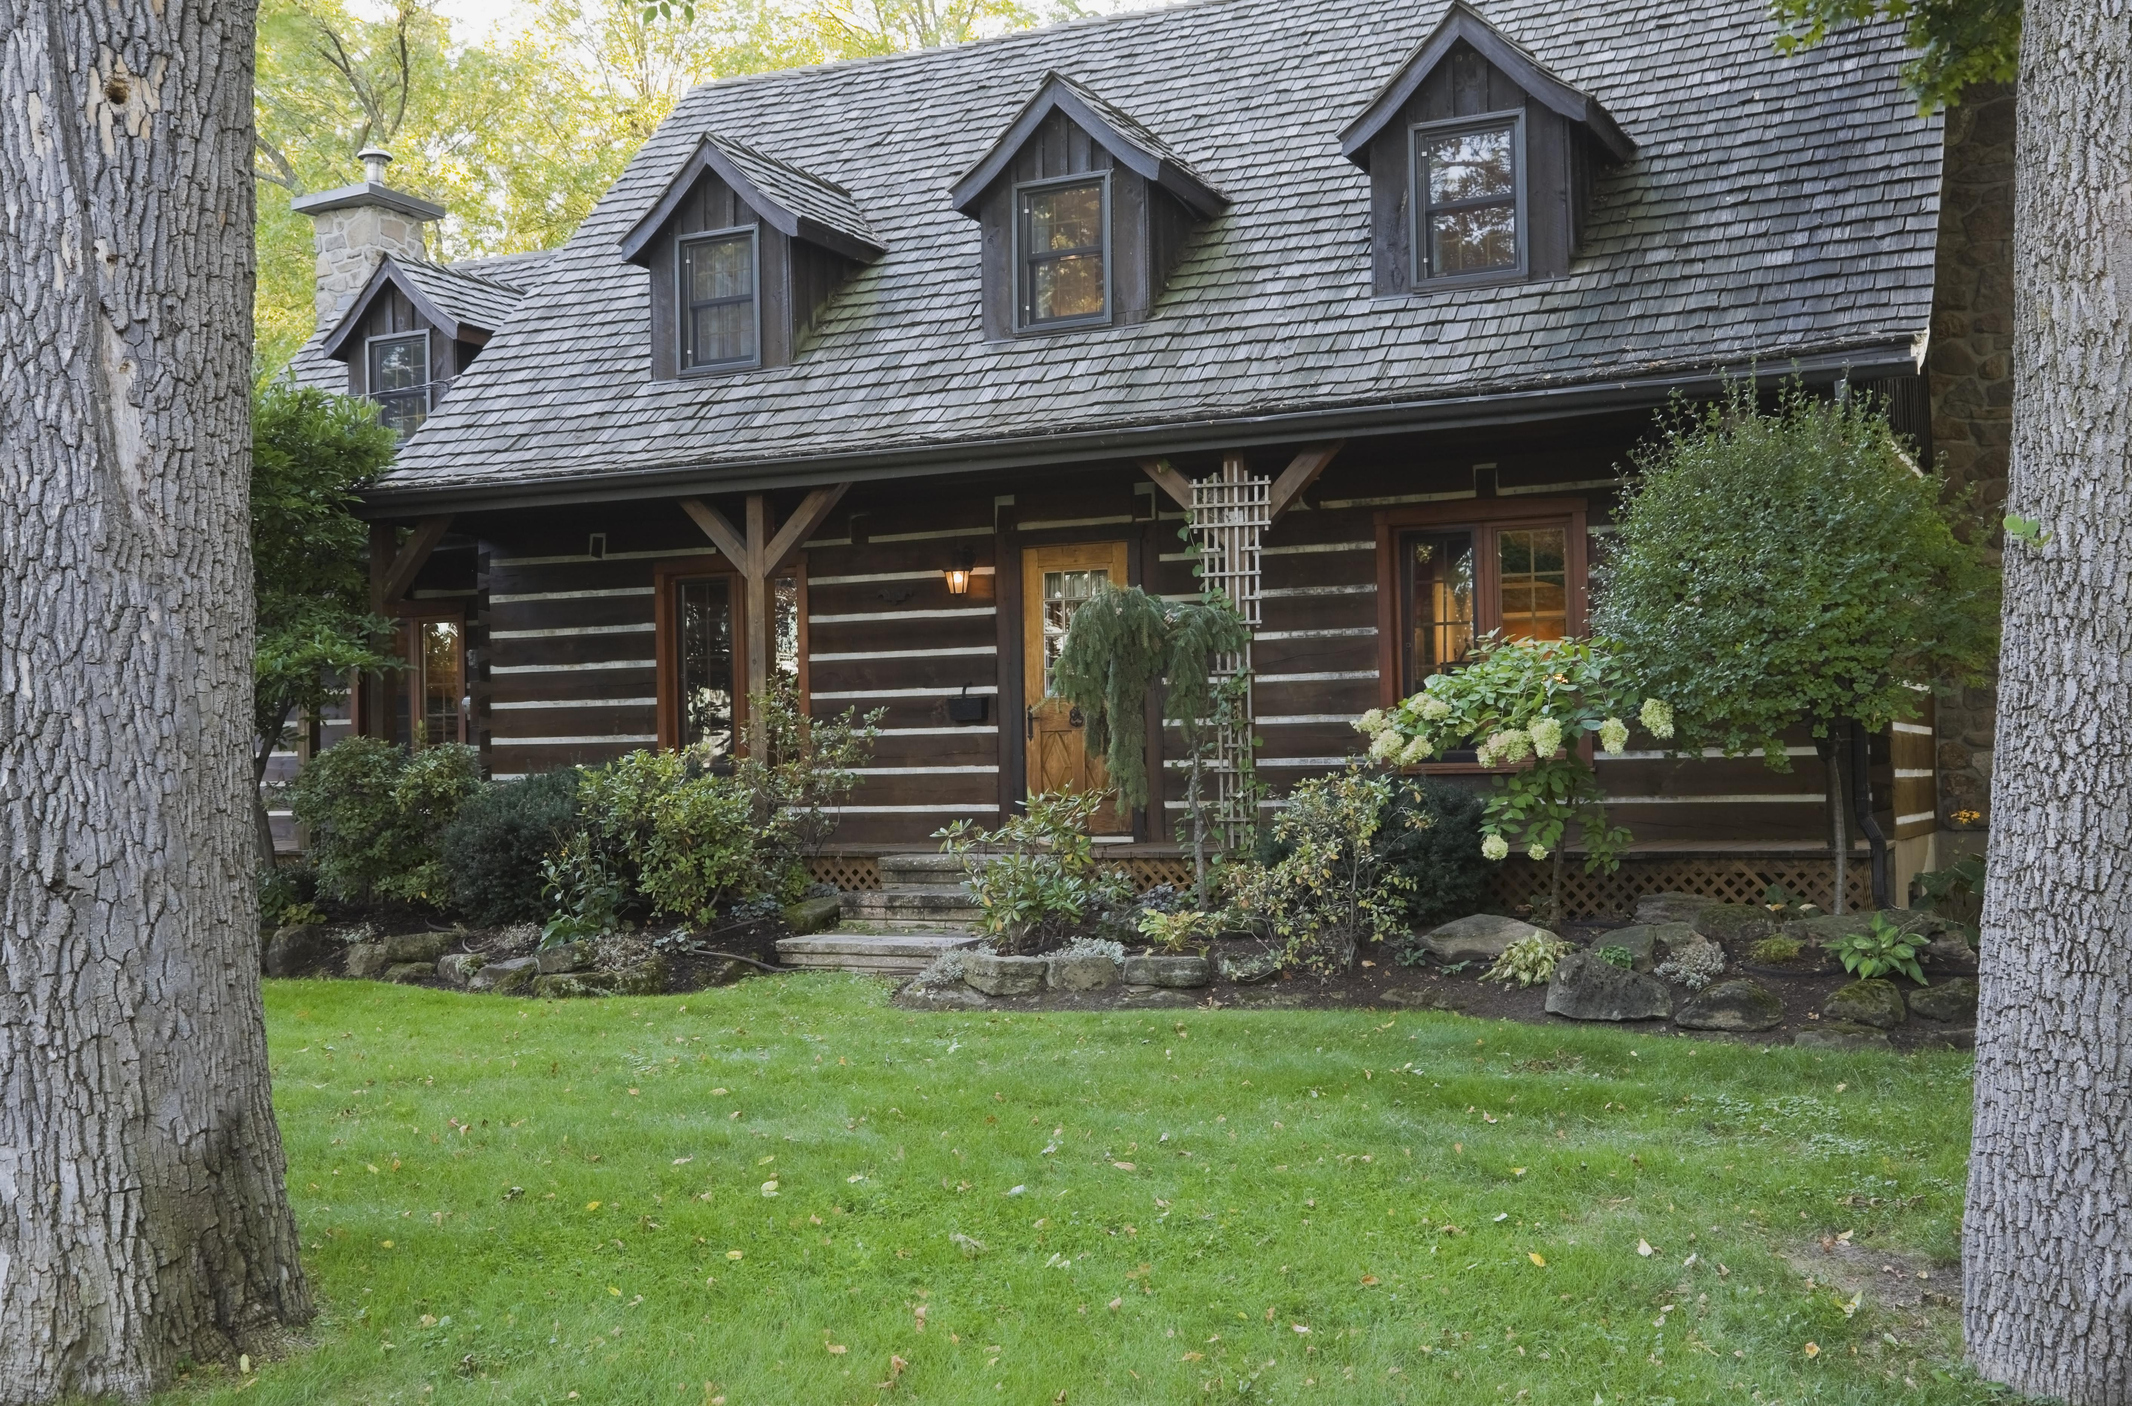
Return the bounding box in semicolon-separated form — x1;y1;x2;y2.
808;855;880;891
1488;854;1873;920
1117;856;1195;893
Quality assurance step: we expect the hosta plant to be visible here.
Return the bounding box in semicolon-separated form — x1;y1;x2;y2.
1482;932;1573;987
1830;913;1930;985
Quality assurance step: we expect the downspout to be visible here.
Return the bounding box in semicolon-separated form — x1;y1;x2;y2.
1850;719;1892;910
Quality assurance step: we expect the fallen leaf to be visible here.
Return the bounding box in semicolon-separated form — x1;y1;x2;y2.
761;1181;780;1197
1182;1352;1204;1362
586;1201;601;1211
1637;1239;1654;1257
1804;1342;1821;1358
1108;1297;1123;1311
1529;1253;1547;1267
1361;1274;1380;1286
826;1343;847;1355
711;1088;727;1095
673;1156;693;1165
1112;1162;1136;1171
726;1249;744;1260
607;1286;621;1297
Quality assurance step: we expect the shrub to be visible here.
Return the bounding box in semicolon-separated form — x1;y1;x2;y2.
1222;768;1412;974
1910;854;1984;943
290;738;480;906
1831;914;1929;985
1656;939;1727;990
641;771;764;925
1378;777;1492;929
540;831;628;947
1482;932;1572;987
731;678;882;871
1137;907;1219;953
1596;944;1635;970
440;769;581;926
258;863;320;927
936;790;1134;954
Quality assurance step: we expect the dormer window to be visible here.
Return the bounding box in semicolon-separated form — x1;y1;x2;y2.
1414;114;1523;280
680;228;760;371
367;331;431;436
952;73;1227;342
1340;1;1632;297
1019;176;1108;326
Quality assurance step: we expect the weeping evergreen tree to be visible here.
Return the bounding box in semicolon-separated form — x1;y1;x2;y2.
1051;585;1250;903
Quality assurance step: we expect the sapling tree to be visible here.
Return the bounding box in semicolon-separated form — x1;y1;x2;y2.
1593;383;1998;910
1358;635;1666;925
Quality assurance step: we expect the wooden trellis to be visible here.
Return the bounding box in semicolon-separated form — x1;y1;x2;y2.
1188;457;1271;848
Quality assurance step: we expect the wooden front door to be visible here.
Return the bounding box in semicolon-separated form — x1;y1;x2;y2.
1023;541;1131;834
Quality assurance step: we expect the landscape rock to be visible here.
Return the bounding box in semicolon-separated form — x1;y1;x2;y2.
1123;954;1212;988
468;955;539;995
1048;954;1117;991
782;896;843;935
1633;892;1710;925
1822;978;1907;1028
1793;1022;1892;1051
1595;922;1691;972
1905;977;1979;1024
963;953;1045;997
533;971;626;998
384;931;453;966
436;952;488;987
344;942;389;980
1673;978;1785;1032
537;940;595;974
1922;932;1979;976
896;982;992;1009
1217;951;1282;984
1421;913;1553;964
383;962;435;984
1544;951;1673;1022
263;924;336;978
1692;904;1782;945
1784;909;1932;947
609;958;667;995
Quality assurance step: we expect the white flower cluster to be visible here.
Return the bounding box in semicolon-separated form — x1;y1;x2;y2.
1481;834;1510;862
1476;729;1532;767
1355;702;1438;766
1639;697;1675;740
1419;695;1452;722
1368;728;1403;762
1527;842;1549;861
1599;716;1630;755
1356;708;1388;735
1527;715;1563;756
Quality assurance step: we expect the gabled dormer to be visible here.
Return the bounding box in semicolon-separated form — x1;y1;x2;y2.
620;135;885;381
948;73;1228;340
1338;1;1634;295
316;254;542;437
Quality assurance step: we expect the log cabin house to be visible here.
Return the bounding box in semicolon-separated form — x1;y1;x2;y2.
284;0;2012;916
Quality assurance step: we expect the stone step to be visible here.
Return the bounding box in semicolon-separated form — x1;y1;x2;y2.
877;852;983;889
842;888;982;922
777;931;980;975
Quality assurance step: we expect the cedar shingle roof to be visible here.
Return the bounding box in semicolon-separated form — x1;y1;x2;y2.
368;0;1942;508
288;250;555;391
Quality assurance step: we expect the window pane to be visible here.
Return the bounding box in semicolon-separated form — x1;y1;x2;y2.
690;301;755;366
772;576;801;683
1424;127;1515;204
1026;183;1102;252
1031;253;1105;321
416;620;463;747
1498;527;1568;642
682;234;756;368
687;236;754;301
369;336;427;392
1405;531;1476;692
1041;567;1108;695
678;577;735;756
1429;203;1518;275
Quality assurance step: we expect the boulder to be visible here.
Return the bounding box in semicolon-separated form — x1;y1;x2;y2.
436;952;488;987
1596;922;1691;972
1048;954;1117;991
1793;1023;1892;1051
1217;951;1282;984
1822;978;1907;1029
1633;892;1709;925
1420;913;1553;965
782;896;843;935
1923;932;1979;976
1786;909;1933;947
1692;905;1782;945
534;971;622;999
896;983;992;1010
1123;954;1212;988
610;958;668;996
963;953;1045;997
383;962;435;984
468;955;540;995
1543;951;1673;1022
384;931;452;966
537;940;595;974
344;942;389;980
263;924;336;978
1905;977;1979;1024
1673;978;1785;1032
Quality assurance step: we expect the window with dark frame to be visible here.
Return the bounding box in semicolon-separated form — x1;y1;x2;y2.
675;576;736;755
1412;115;1522;280
679;228;759;372
1398;520;1570;697
367;332;431;437
1017;177;1107;327
391;615;465;748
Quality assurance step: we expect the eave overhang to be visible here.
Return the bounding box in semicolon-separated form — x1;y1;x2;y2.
947;72;1230;220
618;134;887;266
319;256;488;361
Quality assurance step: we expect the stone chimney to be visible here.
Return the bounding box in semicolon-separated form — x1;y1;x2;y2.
290;147;447;325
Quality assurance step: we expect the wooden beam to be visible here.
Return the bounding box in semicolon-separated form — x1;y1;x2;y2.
1267;442;1345;520
678;497;746;565
762;483;849;575
377;514;453;609
742;495;770;698
1138;457;1193;511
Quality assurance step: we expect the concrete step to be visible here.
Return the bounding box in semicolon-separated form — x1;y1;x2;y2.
842;887;982;923
777;930;980;975
877;852;984;889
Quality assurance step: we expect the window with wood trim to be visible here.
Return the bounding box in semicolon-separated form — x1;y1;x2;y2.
1412;113;1523;281
679;228;759;372
655;563;806;753
1017;175;1108;328
367;331;431;437
392;614;466;747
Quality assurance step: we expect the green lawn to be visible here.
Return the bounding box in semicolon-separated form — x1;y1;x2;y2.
165;976;1993;1405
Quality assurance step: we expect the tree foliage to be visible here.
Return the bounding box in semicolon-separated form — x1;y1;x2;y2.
1593;383;1999;761
1769;0;2018;110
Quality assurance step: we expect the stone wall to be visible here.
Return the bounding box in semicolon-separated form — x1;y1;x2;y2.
1927;83;2014;843
310;202;430;323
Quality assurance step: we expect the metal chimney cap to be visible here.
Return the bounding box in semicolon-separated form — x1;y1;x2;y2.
358;146;393;184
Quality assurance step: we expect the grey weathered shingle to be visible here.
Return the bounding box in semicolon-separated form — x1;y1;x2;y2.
286;251;555;392
371;0;1940;504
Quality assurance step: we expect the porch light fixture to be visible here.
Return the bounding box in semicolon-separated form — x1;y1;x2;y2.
944;548;976;595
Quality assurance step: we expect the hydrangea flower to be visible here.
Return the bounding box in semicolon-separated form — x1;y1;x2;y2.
1481;833;1510;861
1420;696;1452;722
1527;715;1563;756
1527;842;1549;861
1356;708;1387;735
1368;728;1403;762
1485;730;1532;765
1599;716;1630;755
1639;697;1675;740
1399;735;1433;766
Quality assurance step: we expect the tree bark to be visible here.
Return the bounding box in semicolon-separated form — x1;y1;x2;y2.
1964;6;2132;1399
0;3;313;1401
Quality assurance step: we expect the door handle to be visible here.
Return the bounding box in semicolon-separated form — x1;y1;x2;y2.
1068;706;1085;728
1026;705;1036;741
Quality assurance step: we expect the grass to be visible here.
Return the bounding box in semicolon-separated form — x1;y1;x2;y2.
162;975;1995;1405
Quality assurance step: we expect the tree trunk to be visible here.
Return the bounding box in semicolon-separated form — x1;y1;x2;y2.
0;3;313;1401
1964;7;2132;1398
1821;732;1849;915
